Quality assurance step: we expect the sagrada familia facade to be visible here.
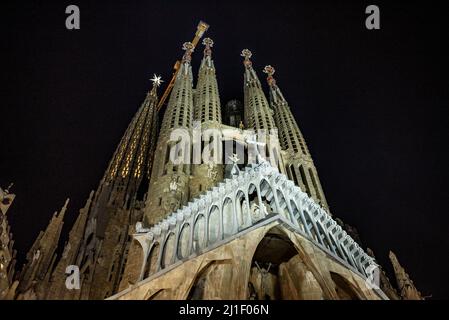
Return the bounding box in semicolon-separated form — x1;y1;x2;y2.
0;23;423;300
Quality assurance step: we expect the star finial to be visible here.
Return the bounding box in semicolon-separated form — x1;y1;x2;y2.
150;74;163;87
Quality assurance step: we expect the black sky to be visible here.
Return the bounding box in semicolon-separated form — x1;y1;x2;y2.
1;0;448;299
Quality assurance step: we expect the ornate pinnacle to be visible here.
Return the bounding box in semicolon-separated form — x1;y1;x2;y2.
202;37;214;48
263;65;275;77
202;37;213;57
182;41;194;52
241;49;252;60
182;41;194;62
241;49;253;68
263;65;276;87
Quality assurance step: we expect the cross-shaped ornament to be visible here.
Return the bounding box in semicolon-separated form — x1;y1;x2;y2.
182;42;194;62
202;37;214;48
241;49;252;60
263;65;275;77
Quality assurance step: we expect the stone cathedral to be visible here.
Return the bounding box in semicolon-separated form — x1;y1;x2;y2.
0;24;423;300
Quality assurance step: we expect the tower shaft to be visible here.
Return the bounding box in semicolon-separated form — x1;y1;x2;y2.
264;65;329;211
190;38;223;198
144;43;195;226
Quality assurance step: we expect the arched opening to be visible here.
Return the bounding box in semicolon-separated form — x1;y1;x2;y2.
330;272;362;300
247;182;275;222
178;224;191;259
143;242;160;278
193;214;206;252
187;261;217;300
235;190;248;229
259;179;276;215
248;227;301;300
161;233;175;269
208;206;220;244
222;197;235;237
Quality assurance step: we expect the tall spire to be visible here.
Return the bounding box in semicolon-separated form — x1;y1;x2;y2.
195;37;221;124
158;41;195;134
144;41;196;226
389;251;423;300
241;49;276;131
263;65;309;155
46;191;93;299
190;37;223;198
263;65;329;211
92;75;160;235
71;74;161;300
17;199;69;298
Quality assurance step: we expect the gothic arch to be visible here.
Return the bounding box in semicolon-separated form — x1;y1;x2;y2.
330;272;363;300
235;190;249;229
161;232;175;269
193;214;206;253
207;205;220;244
222;197;235;237
248;182;257;195
186;261;217;300
177;223;191;259
247;226;325;300
144;242;160;278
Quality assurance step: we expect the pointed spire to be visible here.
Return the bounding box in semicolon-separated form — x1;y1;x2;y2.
194;37;221;124
241;48;253;67
263;65;329;211
182;41;194;63
17;198;69;297
240;49;276;131
202;37;213;56
263;65;287;106
389;251;423;300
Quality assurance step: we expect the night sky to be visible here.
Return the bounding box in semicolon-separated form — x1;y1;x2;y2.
1;1;448;299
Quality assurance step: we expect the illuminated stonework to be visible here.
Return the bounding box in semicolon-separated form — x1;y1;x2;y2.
4;24;422;301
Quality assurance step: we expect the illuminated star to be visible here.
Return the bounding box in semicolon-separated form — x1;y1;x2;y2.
150;74;163;87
